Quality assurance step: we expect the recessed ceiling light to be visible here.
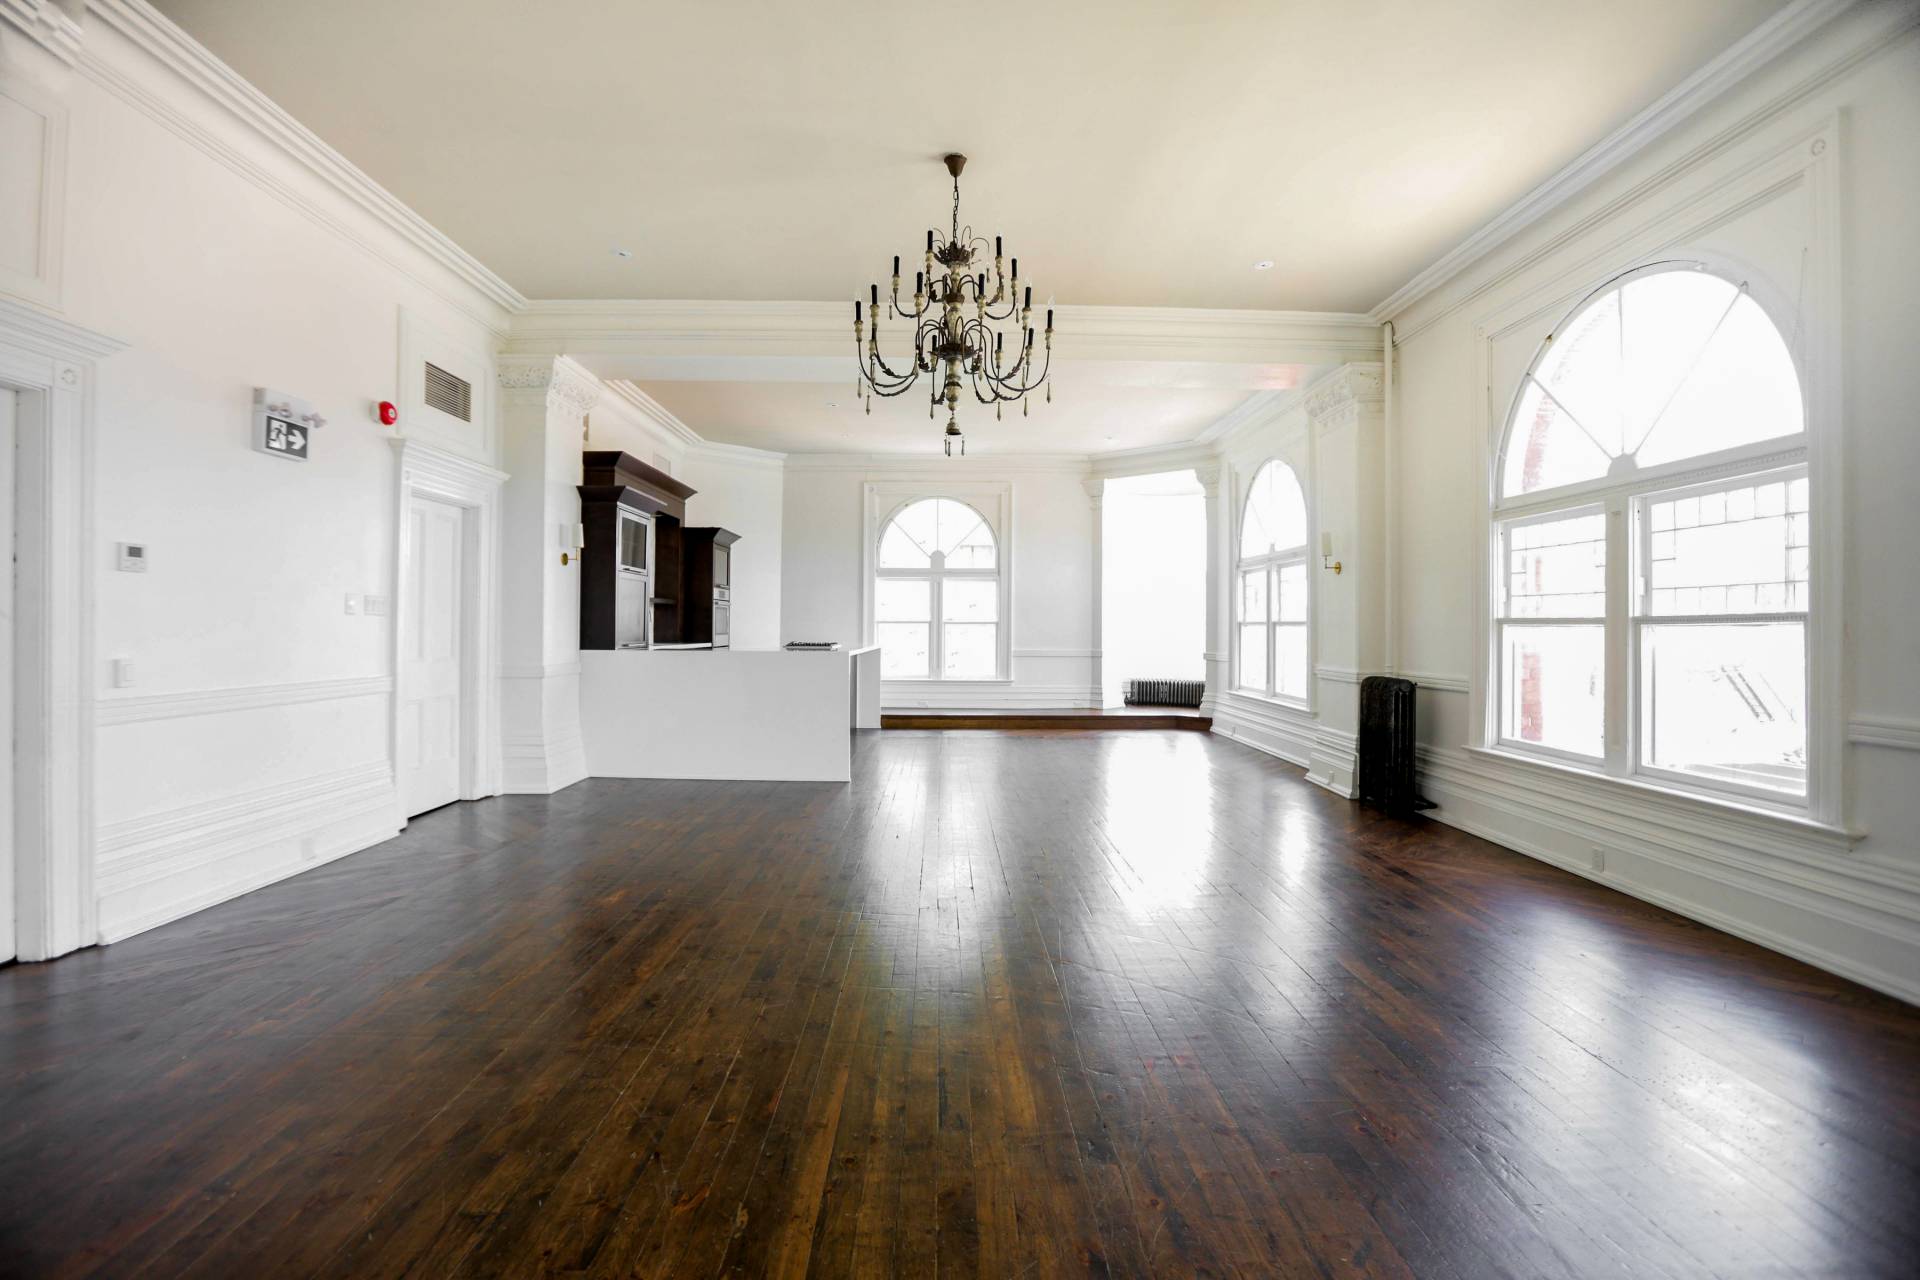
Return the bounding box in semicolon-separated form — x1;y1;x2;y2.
1253;260;1275;271
612;247;633;259
827;402;838;409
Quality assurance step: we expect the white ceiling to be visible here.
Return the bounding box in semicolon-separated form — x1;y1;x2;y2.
153;0;1787;313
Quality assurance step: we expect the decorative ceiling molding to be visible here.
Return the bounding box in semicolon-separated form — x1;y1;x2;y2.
1;0;84;66
783;451;1094;475
509;300;1381;367
1304;362;1385;430
597;378;703;449
1369;0;1898;332
81;0;525;321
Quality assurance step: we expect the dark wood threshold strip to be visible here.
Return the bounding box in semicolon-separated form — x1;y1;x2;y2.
882;707;1211;731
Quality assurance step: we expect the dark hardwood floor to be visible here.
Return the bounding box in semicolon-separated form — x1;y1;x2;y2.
2;730;1916;1278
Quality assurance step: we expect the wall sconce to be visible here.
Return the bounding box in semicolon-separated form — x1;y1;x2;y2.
1321;531;1342;575
560;522;585;566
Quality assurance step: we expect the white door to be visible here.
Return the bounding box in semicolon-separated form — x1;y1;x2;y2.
1;388;14;962
400;494;464;817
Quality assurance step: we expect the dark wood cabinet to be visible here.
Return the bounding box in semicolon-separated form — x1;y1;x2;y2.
577;453;741;649
679;527;740;647
577;452;695;651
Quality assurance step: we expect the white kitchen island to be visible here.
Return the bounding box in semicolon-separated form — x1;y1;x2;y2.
580;646;878;782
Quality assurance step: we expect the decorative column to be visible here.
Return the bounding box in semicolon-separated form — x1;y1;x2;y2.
1195;461;1227;720
497;355;603;793
1301;362;1385;796
1083;476;1108;706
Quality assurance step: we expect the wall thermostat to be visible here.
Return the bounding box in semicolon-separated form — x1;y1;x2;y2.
116;542;148;572
253;387;326;461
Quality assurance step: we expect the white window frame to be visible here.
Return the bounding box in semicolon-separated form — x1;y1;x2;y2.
862;482;1012;682
1234;460;1310;705
1487;260;1821;816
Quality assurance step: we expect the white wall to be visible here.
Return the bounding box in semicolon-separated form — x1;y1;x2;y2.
1384;7;1920;1000
680;449;784;651
781;460;1097;707
3;14;513;942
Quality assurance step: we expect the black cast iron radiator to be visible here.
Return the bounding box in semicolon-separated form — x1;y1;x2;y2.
1357;676;1434;815
1123;678;1205;708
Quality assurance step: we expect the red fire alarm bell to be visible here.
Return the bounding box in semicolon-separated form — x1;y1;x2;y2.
377;400;398;426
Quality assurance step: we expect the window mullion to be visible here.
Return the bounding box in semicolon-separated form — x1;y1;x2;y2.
1604;496;1631;776
930;574;943;680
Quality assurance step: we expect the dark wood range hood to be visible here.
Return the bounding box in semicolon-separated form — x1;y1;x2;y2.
577;451;739;651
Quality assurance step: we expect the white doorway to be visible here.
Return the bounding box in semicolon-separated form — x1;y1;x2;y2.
398;492;466;816
1101;470;1207;707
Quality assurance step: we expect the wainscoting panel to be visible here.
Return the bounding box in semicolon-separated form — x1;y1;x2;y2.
92;676;403;942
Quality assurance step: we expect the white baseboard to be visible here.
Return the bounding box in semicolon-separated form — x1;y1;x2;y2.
1418;745;1920;1005
503;728;588;794
1210;694;1315;770
1305;725;1360;798
95;762;403;943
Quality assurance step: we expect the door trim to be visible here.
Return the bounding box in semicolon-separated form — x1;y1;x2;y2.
0;298;123;960
390;436;505;815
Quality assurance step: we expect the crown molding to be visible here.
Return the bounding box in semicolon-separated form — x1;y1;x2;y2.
686;438;788;471
1;0;83;66
784;451;1092;475
81;0;525;323
597;378;704;449
509;299;1380;365
1369;0;1875;328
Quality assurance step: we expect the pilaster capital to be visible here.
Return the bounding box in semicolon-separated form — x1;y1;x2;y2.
1192;461;1223;497
496;355;603;419
1082;476;1104;506
1304;362;1384;434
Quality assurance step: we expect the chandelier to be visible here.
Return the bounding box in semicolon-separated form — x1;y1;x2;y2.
853;154;1053;456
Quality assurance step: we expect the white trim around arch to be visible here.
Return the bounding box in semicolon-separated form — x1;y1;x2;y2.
860;481;1014;685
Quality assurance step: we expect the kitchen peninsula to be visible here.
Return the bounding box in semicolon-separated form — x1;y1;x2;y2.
580;645;880;782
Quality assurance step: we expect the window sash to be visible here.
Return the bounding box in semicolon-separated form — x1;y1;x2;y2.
1492;458;1811;809
873;566;1001;680
1235;554;1308;702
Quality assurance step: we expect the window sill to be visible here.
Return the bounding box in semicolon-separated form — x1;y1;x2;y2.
1461;744;1859;850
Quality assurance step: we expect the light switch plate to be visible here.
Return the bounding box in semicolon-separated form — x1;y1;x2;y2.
113;658;136;688
116;543;148;572
363;594;390;617
344;593;361;615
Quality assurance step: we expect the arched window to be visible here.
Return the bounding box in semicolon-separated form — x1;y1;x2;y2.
1493;263;1810;803
874;497;1000;679
1236;461;1309;700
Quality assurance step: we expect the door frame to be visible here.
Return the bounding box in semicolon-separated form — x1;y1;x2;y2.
390;436;504;816
0;298;122;960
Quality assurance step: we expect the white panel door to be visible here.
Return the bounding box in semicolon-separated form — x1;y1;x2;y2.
1;388;14;962
400;495;464;817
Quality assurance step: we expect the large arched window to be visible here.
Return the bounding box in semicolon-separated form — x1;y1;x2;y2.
1236;461;1309;700
874;497;1000;679
1494;263;1810;804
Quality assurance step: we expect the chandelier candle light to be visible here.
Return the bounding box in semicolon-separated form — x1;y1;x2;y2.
853;154;1054;456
